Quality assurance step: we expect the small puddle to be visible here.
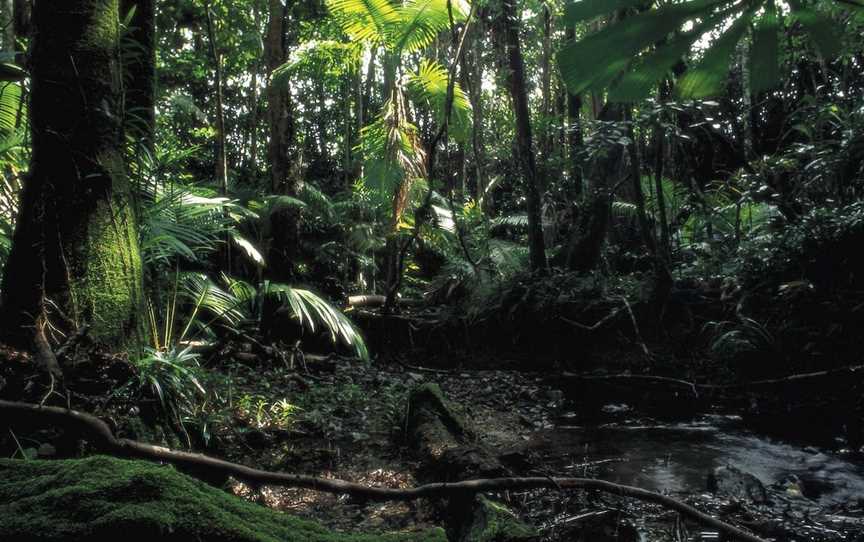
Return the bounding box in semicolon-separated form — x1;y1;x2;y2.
540;410;864;507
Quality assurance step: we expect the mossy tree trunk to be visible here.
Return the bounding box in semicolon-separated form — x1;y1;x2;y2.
0;0;143;347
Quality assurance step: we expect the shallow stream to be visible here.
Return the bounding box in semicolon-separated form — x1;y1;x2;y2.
543;409;864;508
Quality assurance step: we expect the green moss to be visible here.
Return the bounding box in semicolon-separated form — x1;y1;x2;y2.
69;152;144;346
78;0;120;52
408;383;469;439
462;496;536;542
0;456;446;542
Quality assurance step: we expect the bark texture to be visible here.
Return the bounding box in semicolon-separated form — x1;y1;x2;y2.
265;0;301;276
0;0;143;346
120;0;155;147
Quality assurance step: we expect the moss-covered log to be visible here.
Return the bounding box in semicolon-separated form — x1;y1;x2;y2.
0;0;143;346
406;384;537;542
0;456;446;542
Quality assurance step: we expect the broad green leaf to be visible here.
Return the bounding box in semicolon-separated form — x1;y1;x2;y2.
326;0;400;46
676;8;753;99
750;0;780;94
557;0;723;96
0;82;22;138
395;0;468;53
562;0;648;25
788;0;842;59
608;4;742;101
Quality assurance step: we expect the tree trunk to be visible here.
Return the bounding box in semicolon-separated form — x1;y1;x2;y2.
464;19;486;208
539;1;552;160
1;0;13;51
246;0;261;172
564;26;583;199
120;0;155;150
204;0;228;194
498;0;547;272
562;104;623;272
265;0;300;277
266;0;297;194
0;0;143;347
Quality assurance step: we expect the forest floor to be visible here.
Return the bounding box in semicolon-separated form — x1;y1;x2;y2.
2;343;864;541
180;355;864;542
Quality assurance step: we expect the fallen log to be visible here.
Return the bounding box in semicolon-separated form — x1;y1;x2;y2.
0;399;767;542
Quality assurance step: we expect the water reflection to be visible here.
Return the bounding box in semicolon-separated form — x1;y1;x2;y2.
548;413;864;506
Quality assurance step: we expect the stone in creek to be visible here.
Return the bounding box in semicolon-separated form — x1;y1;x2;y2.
707;465;770;504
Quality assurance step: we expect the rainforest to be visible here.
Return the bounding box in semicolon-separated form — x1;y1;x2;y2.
0;1;863;541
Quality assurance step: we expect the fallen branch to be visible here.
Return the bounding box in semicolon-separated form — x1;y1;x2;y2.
562;363;864;396
562;373;700;398
0;400;767;542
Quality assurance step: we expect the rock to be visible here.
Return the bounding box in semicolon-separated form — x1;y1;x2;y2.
406;384;535;542
0;456;446;542
707;465;769;504
558;511;641;542
36;443;56;458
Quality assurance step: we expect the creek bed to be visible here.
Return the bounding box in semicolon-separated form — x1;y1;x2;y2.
512;407;864;541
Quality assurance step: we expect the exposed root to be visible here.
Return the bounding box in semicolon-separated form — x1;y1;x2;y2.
0;399;768;542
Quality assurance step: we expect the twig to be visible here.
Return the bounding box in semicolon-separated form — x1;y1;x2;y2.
619;295;650;359
396;359;454;375
563;373;699;398
0;400;768;542
561;307;623;331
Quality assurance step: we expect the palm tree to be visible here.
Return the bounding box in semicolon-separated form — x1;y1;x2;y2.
325;0;473;298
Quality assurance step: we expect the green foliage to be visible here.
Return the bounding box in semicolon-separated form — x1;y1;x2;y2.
131;346;206;432
327;0;469;53
139;181;261;267
225;276;370;360
407;59;473;142
558;0;857;101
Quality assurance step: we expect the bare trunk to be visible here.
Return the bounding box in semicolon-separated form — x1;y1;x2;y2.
265;0;300;276
204;0;228;194
564;26;584;199
498;0;547;272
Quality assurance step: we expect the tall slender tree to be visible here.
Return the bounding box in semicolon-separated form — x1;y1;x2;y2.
498;0;547;272
0;0;143;347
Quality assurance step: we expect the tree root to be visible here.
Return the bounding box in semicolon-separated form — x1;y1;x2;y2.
0;399;768;542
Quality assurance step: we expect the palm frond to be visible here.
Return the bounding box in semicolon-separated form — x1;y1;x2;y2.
261;281;370;360
0;82;23;139
407;59;472;142
395;0;469;53
326;0;400;46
